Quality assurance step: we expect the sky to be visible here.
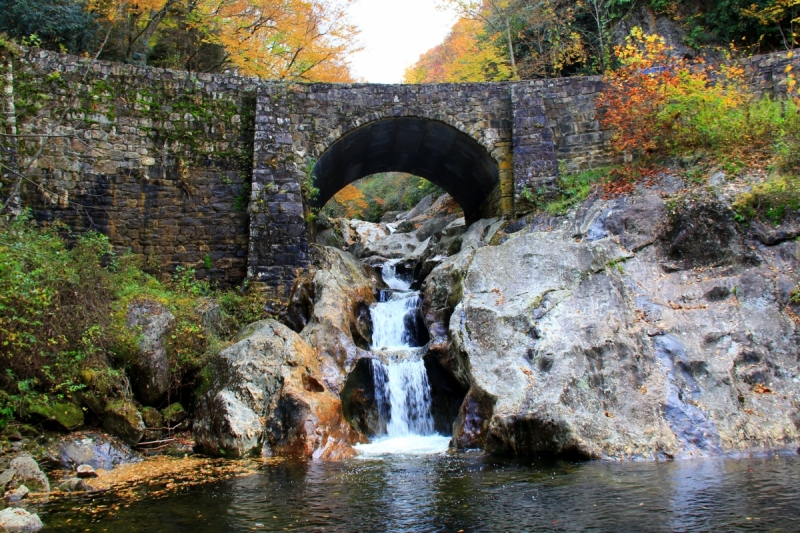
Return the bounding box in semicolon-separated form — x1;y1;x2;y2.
347;0;458;84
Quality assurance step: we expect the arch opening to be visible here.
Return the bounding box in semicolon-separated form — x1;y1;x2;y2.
310;117;500;219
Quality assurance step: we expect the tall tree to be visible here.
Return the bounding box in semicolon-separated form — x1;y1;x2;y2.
404;17;511;83
439;0;523;79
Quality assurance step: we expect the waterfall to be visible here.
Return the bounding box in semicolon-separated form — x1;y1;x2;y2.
371;359;434;437
355;260;449;455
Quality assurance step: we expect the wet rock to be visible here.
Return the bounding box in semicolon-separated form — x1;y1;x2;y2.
103;400;146;446
341;359;386;436
7;456;49;493
265;324;364;460
299;247;378;394
194;319;363;459
126;299;175;406
161;403;187;427
5;485;29;503
56;477;92;492
0;508;43;531
20;397;83;431
56;432;140;470
76;465;97;478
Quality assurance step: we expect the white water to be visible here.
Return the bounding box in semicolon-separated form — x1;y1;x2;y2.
381;261;411;290
356;262;448;456
370;292;421;350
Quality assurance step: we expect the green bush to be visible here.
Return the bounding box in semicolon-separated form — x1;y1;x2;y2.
542;167;611;215
0;214;267;420
733;175;800;223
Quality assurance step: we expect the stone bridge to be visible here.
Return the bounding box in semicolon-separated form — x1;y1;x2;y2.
248;82;565;291
4;50;614;297
8;50;794;297
6;49;800;298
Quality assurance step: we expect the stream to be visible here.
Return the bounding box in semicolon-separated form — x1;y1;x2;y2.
36;453;800;531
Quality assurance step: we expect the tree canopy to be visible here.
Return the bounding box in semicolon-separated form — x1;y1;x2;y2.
1;0;360;81
405;0;800;84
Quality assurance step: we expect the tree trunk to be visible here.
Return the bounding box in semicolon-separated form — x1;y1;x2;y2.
506;17;518;80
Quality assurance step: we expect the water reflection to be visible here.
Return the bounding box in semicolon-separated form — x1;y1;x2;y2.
38;453;800;532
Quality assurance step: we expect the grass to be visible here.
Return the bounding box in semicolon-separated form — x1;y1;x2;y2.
536;167;614;216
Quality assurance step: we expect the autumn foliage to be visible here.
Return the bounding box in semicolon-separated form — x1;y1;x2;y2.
404;18;511;83
601;28;800;162
87;0;359;81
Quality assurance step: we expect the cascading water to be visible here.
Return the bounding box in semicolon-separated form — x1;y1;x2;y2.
355;261;450;456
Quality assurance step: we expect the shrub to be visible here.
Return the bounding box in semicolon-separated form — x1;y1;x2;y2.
602;28;800;168
733;174;800;223
0;214;267;417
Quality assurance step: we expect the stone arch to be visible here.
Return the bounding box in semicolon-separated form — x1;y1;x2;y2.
310;117;500;219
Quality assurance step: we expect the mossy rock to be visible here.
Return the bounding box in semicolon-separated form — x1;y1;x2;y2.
21;396;84;431
161;403;187;427
140;407;163;429
103;400;145;446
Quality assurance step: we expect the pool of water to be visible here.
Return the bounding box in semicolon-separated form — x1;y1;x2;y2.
36;452;800;532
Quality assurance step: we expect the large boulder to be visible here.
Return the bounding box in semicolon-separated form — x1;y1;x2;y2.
193;320;290;457
103;400;146;446
20;396;83;431
297;247;379;394
0;508;43;531
430;190;800;459
7;456;49;492
193;319;363;459
126;299;175;406
56;432;140;470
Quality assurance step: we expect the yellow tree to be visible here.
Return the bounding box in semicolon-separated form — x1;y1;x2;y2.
404;17;511;83
438;0;521;79
89;0;359;81
205;0;360;81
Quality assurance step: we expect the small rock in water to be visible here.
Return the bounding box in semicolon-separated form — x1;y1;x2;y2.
56;477;92;493
76;465;98;478
0;507;44;531
4;485;29;503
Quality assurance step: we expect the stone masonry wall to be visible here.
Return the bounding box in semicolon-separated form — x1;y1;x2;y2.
1;47;262;287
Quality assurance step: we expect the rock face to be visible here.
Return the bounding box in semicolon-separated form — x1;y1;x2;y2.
193;319;362;458
422;189;800;459
126;299;175;406
296;247;380;394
